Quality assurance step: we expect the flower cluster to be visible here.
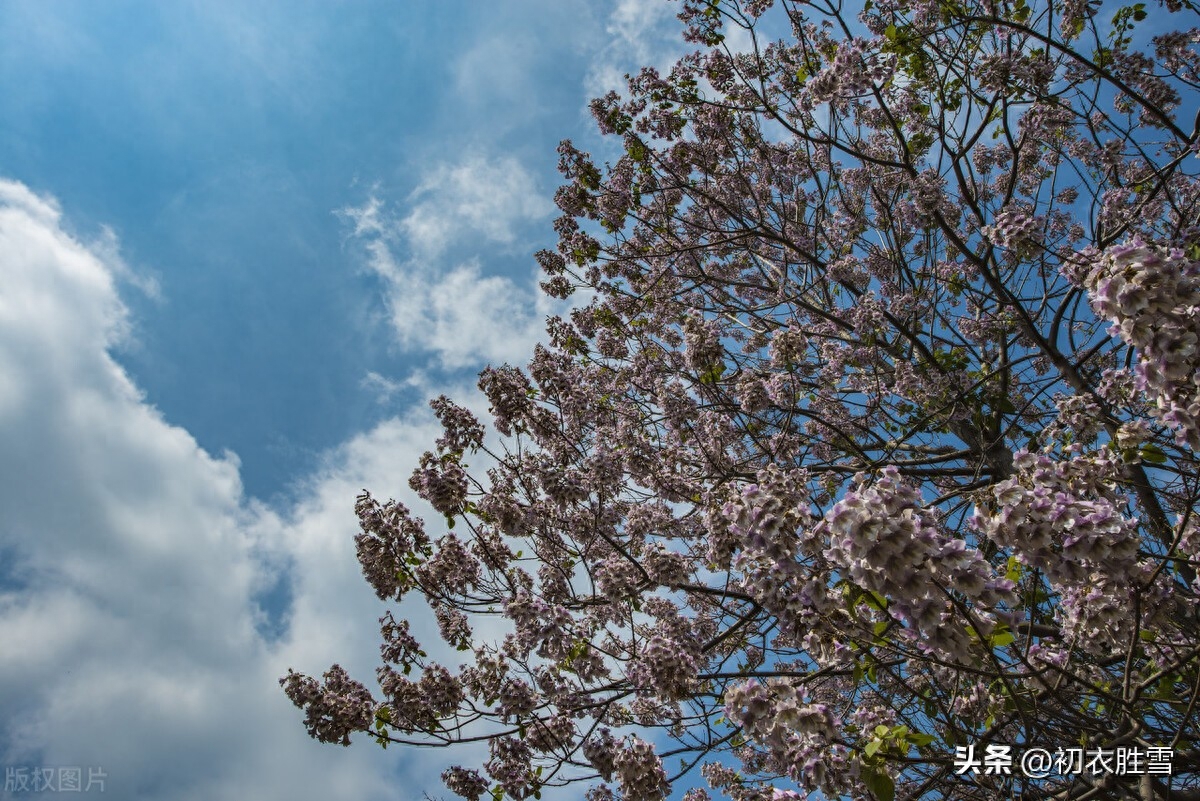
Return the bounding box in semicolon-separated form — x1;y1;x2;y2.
736;372;772;413
409;451;469;516
768;323;807;368
376;667;437;733
976;51;1054;93
279;665;374;746
478;365;534;436
723;679;848;794
684;315;724;373
974;450;1139;578
420;663;466;717
354;492;428;600
498;677;538;720
806;38;894;105
431;395;486;454
594;555;643;601
724;466;813;566
1083;240;1200;448
504;591;575;661
1046;392;1104;445
972;450;1142;650
416;534;480;595
983;205;1043;252
443;767;489;801
525;713;576;753
641;543;690;588
613;737;669;801
379;611;422;666
628;634;699;701
486;736;536;799
434;604;472;649
725;679;837;747
583;727;618;781
819;467;1014;661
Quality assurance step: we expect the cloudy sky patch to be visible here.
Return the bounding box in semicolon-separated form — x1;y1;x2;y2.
0;2;691;800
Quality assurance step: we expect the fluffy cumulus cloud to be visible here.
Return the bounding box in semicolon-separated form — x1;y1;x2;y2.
341;153;565;371
0;180;464;800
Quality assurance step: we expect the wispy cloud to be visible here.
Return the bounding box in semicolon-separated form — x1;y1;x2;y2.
397;153;553;260
340;153;563;371
586;0;685;96
360;369;408;404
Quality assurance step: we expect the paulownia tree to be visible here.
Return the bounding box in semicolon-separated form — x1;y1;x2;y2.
283;0;1200;798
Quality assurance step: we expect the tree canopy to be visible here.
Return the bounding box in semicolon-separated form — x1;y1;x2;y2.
283;0;1200;798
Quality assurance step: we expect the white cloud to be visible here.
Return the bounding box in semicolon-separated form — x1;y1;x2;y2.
452;34;540;123
585;0;684;96
397;153;553;260
360;370;408;404
0;179;470;800
583;0;758;115
341;154;564;371
609;0;678;63
88;224;163;303
373;255;560;370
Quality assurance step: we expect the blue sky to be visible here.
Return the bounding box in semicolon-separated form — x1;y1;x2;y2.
0;2;688;799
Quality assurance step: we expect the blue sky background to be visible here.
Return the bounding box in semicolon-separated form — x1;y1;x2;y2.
0;2;691;799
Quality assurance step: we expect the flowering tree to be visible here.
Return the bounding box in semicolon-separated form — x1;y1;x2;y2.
282;0;1200;799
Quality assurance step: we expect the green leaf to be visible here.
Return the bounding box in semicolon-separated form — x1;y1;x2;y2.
698;363;726;385
990;630;1016;647
908;732;937;747
1006;555;1021;582
864;738;883;757
865;590;889;611
1140;444;1168;463
374;706;391;730
1154;681;1177;701
864;767;895;801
